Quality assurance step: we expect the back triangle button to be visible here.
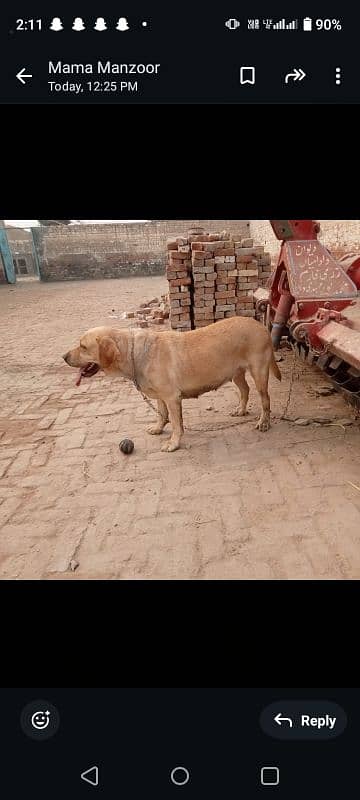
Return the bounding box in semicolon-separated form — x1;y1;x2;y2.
81;766;99;786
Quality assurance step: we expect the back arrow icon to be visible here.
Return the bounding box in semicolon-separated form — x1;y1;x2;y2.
274;713;293;727
285;68;306;83
16;68;33;84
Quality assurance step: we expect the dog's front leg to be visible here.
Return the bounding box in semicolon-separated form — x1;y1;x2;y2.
161;396;183;452
147;399;169;435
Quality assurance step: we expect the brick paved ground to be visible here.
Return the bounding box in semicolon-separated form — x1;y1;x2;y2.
1;278;360;580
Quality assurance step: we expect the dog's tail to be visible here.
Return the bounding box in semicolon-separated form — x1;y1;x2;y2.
270;349;281;381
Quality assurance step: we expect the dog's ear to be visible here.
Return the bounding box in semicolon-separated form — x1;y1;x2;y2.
98;336;118;369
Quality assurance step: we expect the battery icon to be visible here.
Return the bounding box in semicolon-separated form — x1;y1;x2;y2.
303;17;312;30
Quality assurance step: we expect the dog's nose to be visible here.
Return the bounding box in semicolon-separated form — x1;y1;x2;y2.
63;352;69;363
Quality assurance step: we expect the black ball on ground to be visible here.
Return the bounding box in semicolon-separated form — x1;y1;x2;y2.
119;438;134;454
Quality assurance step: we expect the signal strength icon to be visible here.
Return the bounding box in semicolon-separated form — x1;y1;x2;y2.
272;18;298;29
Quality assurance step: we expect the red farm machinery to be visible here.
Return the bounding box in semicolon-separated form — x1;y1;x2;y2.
254;220;360;406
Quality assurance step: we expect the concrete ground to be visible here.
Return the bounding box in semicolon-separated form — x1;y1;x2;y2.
1;277;360;580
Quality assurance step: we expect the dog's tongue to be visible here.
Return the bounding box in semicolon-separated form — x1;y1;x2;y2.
75;369;82;387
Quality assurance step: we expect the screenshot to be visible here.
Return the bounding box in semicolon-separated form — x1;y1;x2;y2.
0;1;358;102
1;219;360;581
0;687;357;797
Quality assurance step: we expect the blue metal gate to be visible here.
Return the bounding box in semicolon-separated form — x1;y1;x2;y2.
0;228;16;283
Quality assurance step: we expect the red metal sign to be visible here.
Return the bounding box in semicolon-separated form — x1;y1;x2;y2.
285;240;358;300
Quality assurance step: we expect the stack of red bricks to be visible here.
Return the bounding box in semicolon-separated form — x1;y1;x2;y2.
256;250;272;286
166;235;192;330
167;227;272;330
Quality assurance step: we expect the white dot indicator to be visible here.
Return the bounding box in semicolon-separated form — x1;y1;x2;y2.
335;66;341;84
142;21;148;26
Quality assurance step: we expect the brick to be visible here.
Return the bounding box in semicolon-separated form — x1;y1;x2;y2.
217;248;235;256
54;408;73;426
195;300;204;307
204;287;215;294
204;280;216;287
215;291;235;299
204;258;215;268
236;254;253;263
225;256;235;263
241;238;254;247
0;459;12;479
170;299;180;308
180;297;191;306
177;321;192;329
227;269;238;277
211;241;228;251
216;304;235;312
216;285;227;292
192;249;207;261
178;245;190;253
167;240;178;250
203;310;214;319
169;250;189;261
169;278;192;287
237;270;258;278
225;310;236;318
214;256;225;264
204;300;215;307
215;311;225;319
237;247;255;256
192;264;209;273
202;242;217;252
38;414;56;430
238;309;255;317
191;242;204;251
7;450;33;476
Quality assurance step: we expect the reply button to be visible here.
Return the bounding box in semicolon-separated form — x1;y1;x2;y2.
260;701;347;740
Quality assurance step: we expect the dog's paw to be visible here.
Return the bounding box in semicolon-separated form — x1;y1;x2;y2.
255;418;270;432
230;407;248;417
147;425;163;435
161;440;180;452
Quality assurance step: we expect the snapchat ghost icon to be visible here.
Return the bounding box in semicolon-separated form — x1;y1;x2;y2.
50;17;64;31
72;17;86;31
94;17;107;31
116;17;129;31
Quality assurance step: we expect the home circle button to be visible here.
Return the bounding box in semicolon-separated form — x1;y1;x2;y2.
170;767;190;786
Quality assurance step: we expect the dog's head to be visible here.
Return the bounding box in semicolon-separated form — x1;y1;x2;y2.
63;327;123;384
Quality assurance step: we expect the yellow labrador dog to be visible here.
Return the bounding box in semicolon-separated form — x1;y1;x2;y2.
63;317;281;452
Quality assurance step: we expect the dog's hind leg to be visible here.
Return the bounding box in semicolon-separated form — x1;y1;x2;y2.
231;368;250;417
249;362;271;432
147;399;169;435
161;396;183;452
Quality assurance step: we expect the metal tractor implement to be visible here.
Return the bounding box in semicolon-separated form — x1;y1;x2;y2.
254;220;360;408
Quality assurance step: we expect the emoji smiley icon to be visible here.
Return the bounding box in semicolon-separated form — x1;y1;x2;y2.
31;710;50;730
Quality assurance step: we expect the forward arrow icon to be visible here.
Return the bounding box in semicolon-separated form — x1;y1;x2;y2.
285;68;306;83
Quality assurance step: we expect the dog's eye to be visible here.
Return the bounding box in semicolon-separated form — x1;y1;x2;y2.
80;344;87;351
